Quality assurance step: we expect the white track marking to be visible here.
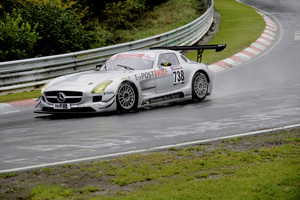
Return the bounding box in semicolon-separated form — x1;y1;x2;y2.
1;123;299;174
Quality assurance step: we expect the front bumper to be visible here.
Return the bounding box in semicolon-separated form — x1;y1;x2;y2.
35;94;117;114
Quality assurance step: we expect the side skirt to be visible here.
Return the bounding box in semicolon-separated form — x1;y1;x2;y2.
141;92;188;106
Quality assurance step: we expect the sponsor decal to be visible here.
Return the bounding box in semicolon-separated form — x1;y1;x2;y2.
108;54;155;61
116;54;145;59
120;76;130;80
171;65;183;71
143;54;155;60
143;92;183;105
107;55;116;61
135;69;168;81
154;68;168;77
103;91;114;95
135;71;155;81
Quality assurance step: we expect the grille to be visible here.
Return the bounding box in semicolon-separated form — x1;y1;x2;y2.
45;91;82;96
45;91;83;103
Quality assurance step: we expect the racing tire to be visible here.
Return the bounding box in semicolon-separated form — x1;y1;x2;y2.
192;72;208;102
116;82;137;113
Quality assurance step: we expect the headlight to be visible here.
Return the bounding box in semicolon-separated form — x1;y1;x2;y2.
41;82;50;94
91;81;113;94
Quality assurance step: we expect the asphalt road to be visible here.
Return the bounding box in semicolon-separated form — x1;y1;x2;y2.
1;0;300;173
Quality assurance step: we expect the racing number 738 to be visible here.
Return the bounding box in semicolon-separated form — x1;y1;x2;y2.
173;70;185;85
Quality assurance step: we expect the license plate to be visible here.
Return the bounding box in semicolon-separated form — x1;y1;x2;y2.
54;103;71;109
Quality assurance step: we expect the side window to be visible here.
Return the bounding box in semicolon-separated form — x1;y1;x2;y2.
181;55;188;63
158;53;179;66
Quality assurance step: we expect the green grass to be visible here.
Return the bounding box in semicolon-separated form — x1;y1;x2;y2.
0;173;18;179
0;90;40;103
118;0;203;41
186;0;265;64
1;128;299;199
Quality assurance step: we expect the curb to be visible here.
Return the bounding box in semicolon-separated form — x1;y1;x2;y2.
0;99;37;115
208;11;278;73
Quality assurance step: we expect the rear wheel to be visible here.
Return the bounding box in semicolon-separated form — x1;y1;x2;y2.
117;82;137;112
192;72;208;101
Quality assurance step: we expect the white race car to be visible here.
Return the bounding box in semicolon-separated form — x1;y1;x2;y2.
35;45;226;114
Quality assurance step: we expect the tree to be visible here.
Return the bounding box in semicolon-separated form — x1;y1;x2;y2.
0;10;39;61
19;0;92;56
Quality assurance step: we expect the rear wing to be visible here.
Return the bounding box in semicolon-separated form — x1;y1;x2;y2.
149;44;226;63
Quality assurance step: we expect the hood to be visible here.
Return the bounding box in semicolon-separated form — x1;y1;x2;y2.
47;71;126;91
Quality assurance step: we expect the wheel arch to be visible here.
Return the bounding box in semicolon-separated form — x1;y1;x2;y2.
120;80;139;97
117;80;140;108
191;69;211;101
195;69;210;83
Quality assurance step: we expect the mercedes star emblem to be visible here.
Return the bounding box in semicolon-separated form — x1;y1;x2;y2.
57;92;66;103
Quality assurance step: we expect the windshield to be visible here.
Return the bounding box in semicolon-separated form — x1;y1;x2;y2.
104;53;155;71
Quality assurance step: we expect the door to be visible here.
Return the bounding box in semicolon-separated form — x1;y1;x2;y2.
155;53;185;94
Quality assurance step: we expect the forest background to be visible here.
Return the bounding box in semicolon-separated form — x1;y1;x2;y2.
0;0;206;62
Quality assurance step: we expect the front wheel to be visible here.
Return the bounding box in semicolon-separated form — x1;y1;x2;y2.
116;82;137;112
192;72;208;102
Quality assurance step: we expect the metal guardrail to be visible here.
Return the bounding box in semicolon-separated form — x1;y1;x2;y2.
0;0;214;95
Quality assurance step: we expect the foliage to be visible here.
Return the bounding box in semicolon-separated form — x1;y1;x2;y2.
18;0;95;57
104;0;146;30
0;0;23;19
0;0;111;60
0;0;169;61
0;10;39;61
74;0;119;21
106;0;201;43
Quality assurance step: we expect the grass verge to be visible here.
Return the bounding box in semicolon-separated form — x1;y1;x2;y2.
0;128;299;199
118;0;204;42
0;91;40;103
186;0;265;64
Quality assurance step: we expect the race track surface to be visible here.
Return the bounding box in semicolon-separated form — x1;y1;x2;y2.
1;0;300;173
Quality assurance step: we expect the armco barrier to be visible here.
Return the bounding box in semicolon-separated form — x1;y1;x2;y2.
0;0;213;95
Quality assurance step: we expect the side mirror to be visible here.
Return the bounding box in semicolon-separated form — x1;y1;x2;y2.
160;62;172;67
96;64;103;71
